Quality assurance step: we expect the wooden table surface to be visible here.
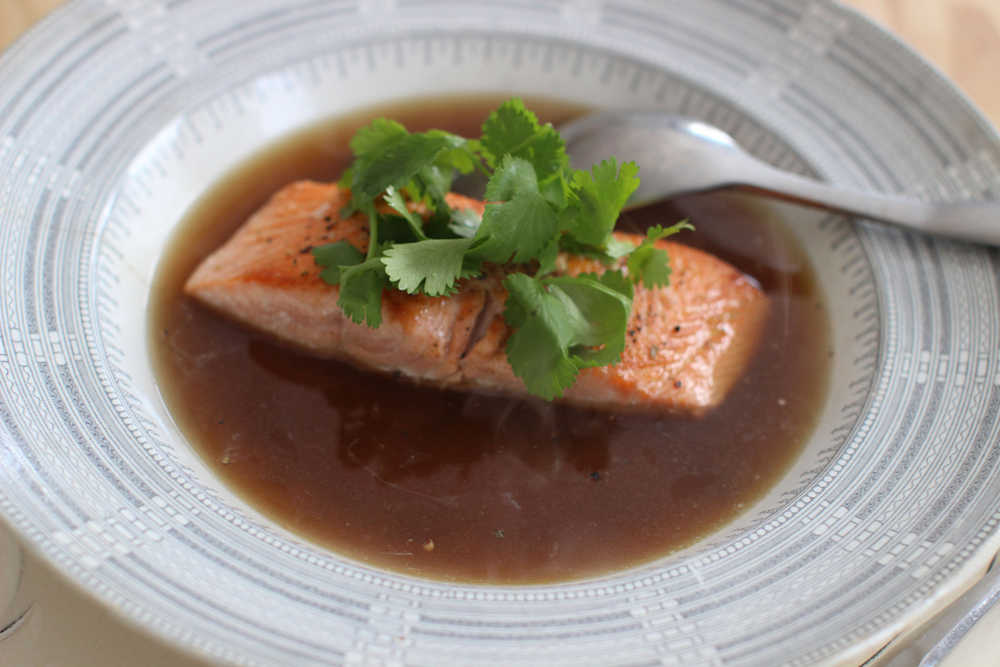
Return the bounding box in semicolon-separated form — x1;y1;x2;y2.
3;0;1000;126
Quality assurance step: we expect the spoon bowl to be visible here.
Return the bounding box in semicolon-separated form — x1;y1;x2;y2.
560;111;1000;246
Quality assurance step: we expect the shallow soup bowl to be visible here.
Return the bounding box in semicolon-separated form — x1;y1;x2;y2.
2;1;1000;665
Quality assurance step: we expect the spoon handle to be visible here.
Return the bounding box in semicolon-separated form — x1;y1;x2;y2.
736;164;1000;246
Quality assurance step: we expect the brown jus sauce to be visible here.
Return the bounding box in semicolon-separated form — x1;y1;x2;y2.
149;95;831;584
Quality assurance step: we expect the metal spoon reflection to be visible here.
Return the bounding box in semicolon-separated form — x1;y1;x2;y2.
559;111;1000;246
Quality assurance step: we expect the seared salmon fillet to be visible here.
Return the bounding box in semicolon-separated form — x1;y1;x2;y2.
185;181;769;415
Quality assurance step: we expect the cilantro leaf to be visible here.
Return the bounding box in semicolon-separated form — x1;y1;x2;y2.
337;256;388;328
534;235;560;278
481;99;567;182
382;238;477;296
473;156;558;263
561;158;639;247
347;125;472;214
540;171;568;209
447;207;481;239
594;269;634;302
480;99;540;167
605;235;637;259
383;186;427;240
502;274;581;400
312;241;364;284
628;244;671;289
626;221;693;288
425;129;478;174
556;236;618;264
546;275;630;367
505;315;581;401
484;155;538;200
475;192;558;263
348;133;454;207
502;273;632;399
410;164;453;210
349;118;408;156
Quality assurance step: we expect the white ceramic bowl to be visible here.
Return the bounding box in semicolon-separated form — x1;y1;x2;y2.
1;1;999;664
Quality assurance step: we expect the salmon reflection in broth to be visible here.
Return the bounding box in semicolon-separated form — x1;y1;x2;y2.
149;95;831;584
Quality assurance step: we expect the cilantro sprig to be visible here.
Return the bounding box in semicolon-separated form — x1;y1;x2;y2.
313;98;690;399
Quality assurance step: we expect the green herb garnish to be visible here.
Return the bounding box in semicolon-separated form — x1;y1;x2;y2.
313;98;690;399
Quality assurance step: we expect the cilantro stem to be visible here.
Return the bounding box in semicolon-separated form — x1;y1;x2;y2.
473;159;492;179
362;201;379;260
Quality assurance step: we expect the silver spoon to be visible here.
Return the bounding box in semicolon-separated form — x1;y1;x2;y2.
559;111;1000;246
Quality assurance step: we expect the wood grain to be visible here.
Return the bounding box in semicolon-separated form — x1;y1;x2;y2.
0;0;62;52
2;0;998;126
841;0;1000;125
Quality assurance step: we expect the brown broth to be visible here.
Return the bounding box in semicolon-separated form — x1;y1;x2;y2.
149;95;831;584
